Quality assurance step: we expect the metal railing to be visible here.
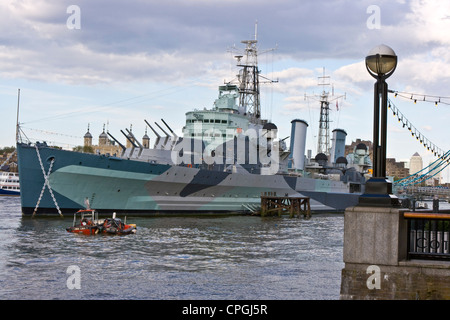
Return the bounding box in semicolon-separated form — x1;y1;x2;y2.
405;212;450;261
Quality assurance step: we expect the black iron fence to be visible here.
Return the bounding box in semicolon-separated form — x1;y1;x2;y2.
405;212;450;261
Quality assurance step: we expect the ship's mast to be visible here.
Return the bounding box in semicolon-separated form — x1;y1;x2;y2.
236;38;260;120
317;70;331;155
306;68;345;156
16;88;20;143
228;22;277;123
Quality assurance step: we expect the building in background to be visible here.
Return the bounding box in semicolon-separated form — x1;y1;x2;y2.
386;158;409;180
84;125;121;155
83;124;150;156
409;152;423;176
426;160;443;186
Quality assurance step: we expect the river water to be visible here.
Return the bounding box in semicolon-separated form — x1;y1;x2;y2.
0;196;345;300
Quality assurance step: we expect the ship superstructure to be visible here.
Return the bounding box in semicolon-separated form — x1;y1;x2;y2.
182;34;276;153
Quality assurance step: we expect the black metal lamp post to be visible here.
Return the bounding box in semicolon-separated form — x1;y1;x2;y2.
359;44;400;207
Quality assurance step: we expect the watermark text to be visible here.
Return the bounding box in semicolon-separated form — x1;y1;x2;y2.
366;5;381;30
366;265;381;290
66;5;81;30
66;265;81;289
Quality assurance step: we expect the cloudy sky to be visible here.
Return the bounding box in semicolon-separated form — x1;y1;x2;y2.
1;0;450;180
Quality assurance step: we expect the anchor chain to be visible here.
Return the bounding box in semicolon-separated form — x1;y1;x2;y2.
33;144;63;217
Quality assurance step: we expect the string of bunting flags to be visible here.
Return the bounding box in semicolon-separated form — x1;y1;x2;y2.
389;89;450;106
20;126;82;139
387;92;450;186
387;98;445;158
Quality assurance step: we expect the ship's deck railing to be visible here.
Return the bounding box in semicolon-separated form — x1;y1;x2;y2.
404;211;450;261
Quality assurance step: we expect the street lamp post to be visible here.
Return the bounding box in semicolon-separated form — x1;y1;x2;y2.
359;44;400;207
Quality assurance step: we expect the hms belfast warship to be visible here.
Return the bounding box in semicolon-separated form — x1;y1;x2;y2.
17;34;367;216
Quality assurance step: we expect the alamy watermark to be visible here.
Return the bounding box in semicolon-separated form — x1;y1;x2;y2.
170;124;280;175
366;265;381;290
64;5;382;35
66;265;81;289
366;5;381;30
66;5;81;30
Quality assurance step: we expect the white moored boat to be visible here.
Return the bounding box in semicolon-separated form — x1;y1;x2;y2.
0;172;20;196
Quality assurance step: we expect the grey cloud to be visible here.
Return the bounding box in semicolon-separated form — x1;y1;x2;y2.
0;0;445;87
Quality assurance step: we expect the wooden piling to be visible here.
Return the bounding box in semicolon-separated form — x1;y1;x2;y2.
260;192;311;218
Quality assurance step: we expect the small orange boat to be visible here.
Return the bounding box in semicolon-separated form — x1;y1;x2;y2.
66;210;136;235
66;209;101;235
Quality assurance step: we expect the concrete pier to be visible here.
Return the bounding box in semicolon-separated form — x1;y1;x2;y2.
340;205;450;299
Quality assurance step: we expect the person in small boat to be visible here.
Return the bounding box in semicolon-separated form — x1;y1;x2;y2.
81;218;93;226
101;218;122;233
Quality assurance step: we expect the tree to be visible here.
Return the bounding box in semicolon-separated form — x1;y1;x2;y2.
73;145;94;153
0;146;16;155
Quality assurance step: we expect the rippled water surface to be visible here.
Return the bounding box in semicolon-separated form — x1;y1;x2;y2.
0;197;344;300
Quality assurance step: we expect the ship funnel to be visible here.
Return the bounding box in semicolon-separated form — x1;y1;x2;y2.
289;119;308;170
330;129;347;166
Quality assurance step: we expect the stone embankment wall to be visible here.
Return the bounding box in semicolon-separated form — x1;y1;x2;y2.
340;206;450;300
